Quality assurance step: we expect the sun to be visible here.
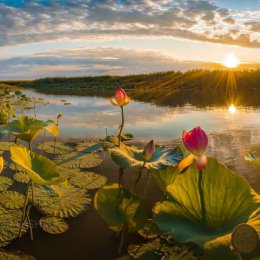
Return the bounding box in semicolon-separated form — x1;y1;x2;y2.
223;53;240;68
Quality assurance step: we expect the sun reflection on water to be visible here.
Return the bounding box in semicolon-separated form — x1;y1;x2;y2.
228;104;237;114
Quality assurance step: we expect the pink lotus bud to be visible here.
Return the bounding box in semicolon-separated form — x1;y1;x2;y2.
110;87;130;107
143;140;155;161
182;127;208;156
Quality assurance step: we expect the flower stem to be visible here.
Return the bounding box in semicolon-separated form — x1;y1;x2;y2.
198;170;206;226
144;169;150;199
118;106;124;147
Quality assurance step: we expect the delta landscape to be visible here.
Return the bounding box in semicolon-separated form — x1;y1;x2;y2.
0;1;260;260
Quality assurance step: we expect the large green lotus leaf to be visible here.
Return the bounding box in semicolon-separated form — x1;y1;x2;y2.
0;250;35;260
3;116;48;142
36;141;74;155
39;216;69;234
75;141;103;154
30;183;91;218
0;191;25;209
151;166;180;191
153;157;260;260
0;176;13;191
69;171;107;190
10;145;64;185
55;151;103;169
109;142;183;170
94;183;147;233
0;205;28;247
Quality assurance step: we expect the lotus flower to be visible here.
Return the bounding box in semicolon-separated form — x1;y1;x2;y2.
110;87;130;107
179;126;208;171
143;140;155;161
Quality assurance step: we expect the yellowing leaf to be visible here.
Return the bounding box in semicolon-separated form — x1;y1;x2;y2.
178;153;194;171
0;157;3;174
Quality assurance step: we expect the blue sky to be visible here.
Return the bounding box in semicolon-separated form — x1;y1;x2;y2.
0;0;259;79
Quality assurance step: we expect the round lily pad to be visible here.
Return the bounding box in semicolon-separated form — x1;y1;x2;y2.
13;171;30;184
0;177;13;191
31;183;91;218
39;216;69;234
0;191;25;209
231;223;259;254
0;250;35;260
69;171;107;190
36;141;73;155
55;152;103;169
76;141;103;154
0;205;28;247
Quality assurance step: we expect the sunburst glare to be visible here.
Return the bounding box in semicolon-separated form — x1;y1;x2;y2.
223;53;240;68
228;104;237;114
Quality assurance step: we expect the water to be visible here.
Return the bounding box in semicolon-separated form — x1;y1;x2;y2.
23;89;260;191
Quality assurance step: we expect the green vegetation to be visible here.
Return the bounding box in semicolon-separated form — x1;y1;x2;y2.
2;69;260;106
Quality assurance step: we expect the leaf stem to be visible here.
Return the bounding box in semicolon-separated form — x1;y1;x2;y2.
198;170;206;226
18;181;31;237
118;106;124;147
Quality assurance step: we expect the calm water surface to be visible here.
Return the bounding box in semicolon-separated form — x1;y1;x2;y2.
23;89;260;191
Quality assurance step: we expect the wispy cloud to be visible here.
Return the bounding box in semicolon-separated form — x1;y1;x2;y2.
0;47;214;79
0;0;259;48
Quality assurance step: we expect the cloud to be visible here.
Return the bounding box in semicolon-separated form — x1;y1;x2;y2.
0;0;259;48
0;47;215;79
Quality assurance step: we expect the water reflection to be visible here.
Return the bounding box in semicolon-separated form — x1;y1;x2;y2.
22;90;260;192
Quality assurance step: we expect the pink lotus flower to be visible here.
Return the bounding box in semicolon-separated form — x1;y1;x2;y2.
179;127;208;171
182;127;208;156
110;87;130;107
143;140;155;161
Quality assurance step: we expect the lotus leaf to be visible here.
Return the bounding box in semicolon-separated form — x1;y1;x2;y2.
108;142;183;170
128;237;201;260
153;157;260;260
151;166;180;191
75;141;103;154
0;205;28;247
0;176;13;191
44;120;60;137
245;152;260;169
39;216;69;234
0;191;25;209
13;171;30;184
69;171;107;190
30;183;91;218
10;145;64;185
3;116;48;142
36;141;73;155
55;151;103;169
0;250;35;260
94;183;147;232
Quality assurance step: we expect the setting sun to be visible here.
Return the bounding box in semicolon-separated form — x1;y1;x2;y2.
223;53;240;68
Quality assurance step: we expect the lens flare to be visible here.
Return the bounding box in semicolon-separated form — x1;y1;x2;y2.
223;54;240;68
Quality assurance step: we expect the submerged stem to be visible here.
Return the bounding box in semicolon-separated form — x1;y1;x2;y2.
198;170;206;226
118;106;124;147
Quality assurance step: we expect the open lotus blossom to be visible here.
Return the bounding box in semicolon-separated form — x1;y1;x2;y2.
143;140;155;161
110;87;130;107
179;126;208;171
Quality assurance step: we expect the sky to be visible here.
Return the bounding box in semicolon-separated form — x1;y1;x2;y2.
0;0;259;79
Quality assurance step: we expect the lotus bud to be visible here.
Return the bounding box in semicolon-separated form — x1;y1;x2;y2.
143;140;155;161
57;112;63;119
110;87;130;107
182;127;208;156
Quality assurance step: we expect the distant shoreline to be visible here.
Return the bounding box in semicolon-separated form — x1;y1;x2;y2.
1;69;260;107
